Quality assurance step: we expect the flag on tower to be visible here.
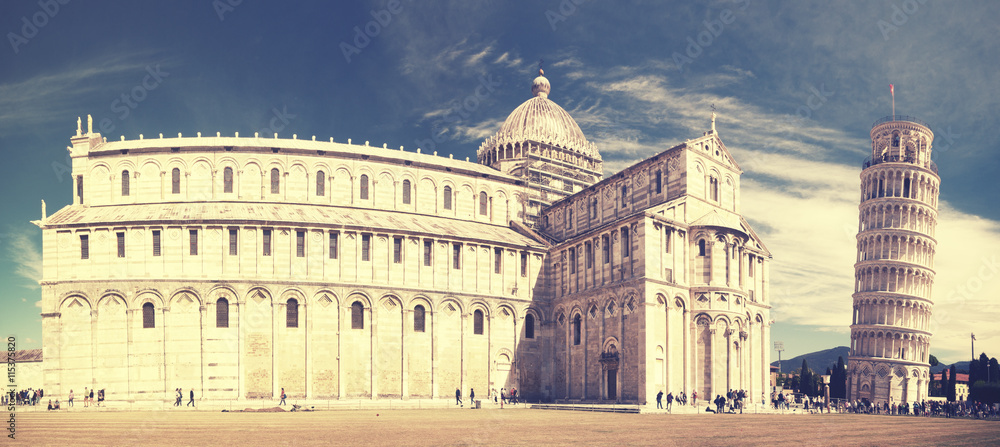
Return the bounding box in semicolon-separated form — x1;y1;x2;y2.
972;333;976;341
890;84;895;117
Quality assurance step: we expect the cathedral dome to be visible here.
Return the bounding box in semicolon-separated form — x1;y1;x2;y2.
482;69;598;159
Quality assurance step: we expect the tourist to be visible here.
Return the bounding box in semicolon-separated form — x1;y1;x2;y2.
89;388;94;407
187;389;195;407
666;392;673;412
47;399;53;411
97;389;104;407
656;390;663;409
470;388;475;409
84;387;89;407
68;389;73;407
500;388;506;404
54;399;60;410
175;388;182;406
692;390;698;406
280;388;286;405
456;388;462;407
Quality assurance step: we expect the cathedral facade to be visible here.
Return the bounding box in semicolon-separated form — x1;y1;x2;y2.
35;71;771;405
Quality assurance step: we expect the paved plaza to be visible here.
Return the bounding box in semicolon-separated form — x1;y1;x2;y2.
11;408;1000;446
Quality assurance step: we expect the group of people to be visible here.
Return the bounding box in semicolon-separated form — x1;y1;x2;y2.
5;388;43;407
173;388;195;407
845;399;1000;419
654;391;689;410
3;387;108;410
454;387;519;408
708;389;748;414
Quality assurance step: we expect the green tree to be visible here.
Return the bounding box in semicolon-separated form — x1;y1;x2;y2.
799;359;812;397
990;357;999;383
948;365;957;401
832;356;847;399
979;353;990;380
928;354;939;367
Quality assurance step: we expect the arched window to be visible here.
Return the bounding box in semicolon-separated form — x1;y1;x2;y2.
360;174;369;200
223;167;234;193
286;298;298;328
525;313;535;339
655;170;662;194
351;301;364;329
698;239;706;256
620;185;628;208
892;132;900;147
142;302;155;328
270;168;280;194
316;171;325;196
573;314;581;345
402;179;411;204
171;168;181;194
473;309;484;335
121;170;130;196
216;298;229;328
710;177;719;201
479;192;488;215
443;185;452;210
413;304;425;332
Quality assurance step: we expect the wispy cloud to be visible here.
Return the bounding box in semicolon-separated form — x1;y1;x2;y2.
0;51;170;129
5;230;41;289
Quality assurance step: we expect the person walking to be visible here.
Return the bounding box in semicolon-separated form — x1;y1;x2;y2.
83;387;89;408
455;388;462;407
279;388;286;405
656;391;663;409
500;388;506;404
89;388;94;407
692;390;698;407
666;392;674;412
187;389;195;407
469;388;475;409
68;389;74;407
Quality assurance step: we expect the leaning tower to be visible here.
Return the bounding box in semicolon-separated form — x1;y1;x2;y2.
848;115;939;404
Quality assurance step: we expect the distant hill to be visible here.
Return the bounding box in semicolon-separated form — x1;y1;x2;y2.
771;346;849;374
931;361;970;374
771;348;971;375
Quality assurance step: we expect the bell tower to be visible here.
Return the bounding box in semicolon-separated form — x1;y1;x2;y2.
848;114;940;404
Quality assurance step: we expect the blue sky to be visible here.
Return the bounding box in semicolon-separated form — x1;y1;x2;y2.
1;0;998;365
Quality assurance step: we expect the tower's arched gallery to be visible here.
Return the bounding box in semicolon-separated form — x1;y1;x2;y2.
35;71;772;405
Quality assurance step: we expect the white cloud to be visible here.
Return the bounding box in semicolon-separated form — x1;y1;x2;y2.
5;231;41;289
0;51;169;129
34;299;42;309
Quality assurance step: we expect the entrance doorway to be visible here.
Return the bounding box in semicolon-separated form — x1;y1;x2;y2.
607;370;617;400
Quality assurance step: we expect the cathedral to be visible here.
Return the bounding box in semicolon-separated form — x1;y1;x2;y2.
34;70;772;405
